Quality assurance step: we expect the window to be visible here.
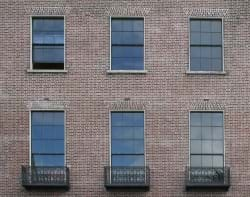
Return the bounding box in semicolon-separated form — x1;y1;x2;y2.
190;19;223;72
31;111;64;166
111;112;144;166
190;112;224;168
111;18;144;70
32;18;64;70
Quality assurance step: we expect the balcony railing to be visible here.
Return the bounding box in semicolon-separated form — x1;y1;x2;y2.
185;167;230;190
104;166;150;190
21;166;69;189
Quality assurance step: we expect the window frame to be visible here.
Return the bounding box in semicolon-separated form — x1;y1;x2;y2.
29;109;66;166
188;17;225;74
108;16;146;73
188;110;225;168
109;110;146;167
29;16;67;73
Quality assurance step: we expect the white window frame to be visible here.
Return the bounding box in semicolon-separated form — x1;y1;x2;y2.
29;109;67;166
187;17;225;75
108;16;147;74
28;16;67;73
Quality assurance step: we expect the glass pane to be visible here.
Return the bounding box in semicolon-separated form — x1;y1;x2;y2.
32;125;43;139
112;32;143;45
32;112;43;125
112;139;144;154
190;127;202;139
212;33;222;45
112;20;122;31
202;140;213;154
211;21;222;33
112;155;144;166
112;57;144;70
42;112;54;125
201;20;211;32
33;19;64;32
201;33;211;45
190;155;201;167
42;125;64;139
122;20;134;31
111;112;144;127
190;32;200;45
202;127;212;140
191;140;201;154
213;127;223;140
202;113;211;126
32;155;64;166
54;112;64;125
33;32;64;44
201;47;211;58
190;47;200;58
190;113;202;126
112;126;144;139
202;155;213;167
190;20;200;32
33;46;64;63
212;47;222;58
213;156;223;167
201;58;211;71
111;113;123;126
212;113;223;126
133;20;144;31
112;46;143;58
211;59;222;71
190;58;200;71
32;139;64;154
213;141;223;154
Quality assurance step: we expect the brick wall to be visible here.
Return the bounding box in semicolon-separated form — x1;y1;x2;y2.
0;0;250;196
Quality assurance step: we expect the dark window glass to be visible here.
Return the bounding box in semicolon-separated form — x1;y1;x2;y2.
190;112;224;168
111;112;144;166
111;18;144;70
32;18;64;69
190;19;222;71
31;111;64;166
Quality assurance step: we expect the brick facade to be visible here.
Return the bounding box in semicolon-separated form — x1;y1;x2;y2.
0;0;250;196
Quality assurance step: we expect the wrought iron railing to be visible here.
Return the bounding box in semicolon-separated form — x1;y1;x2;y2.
104;166;150;189
21;166;69;189
185;167;230;189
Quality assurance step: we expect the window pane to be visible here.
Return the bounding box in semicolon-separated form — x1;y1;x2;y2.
112;32;143;45
112;20;123;31
32;139;64;154
112;155;144;166
212;113;223;126
200;33;211;45
32;155;64;166
190;113;202;126
191;155;201;167
112;46;143;58
33;32;64;44
190;20;200;32
32;112;44;125
41;125;64;139
202;140;213;154
112;58;144;70
112;126;144;139
111;112;144;127
202;113;211;126
200;47;211;58
212;33;222;45
212;127;223;140
32;125;43;139
201;20;211;32
33;19;64;32
212;47;222;58
190;58;200;71
190;47;200;58
133;20;144;31
211;59;222;71
54;112;64;125
190;33;200;45
202;155;213;167
213;141;223;154
211;21;222;32
190;127;202;139
191;140;201;154
202;127;212;140
33;46;64;63
112;139;144;154
213;156;223;167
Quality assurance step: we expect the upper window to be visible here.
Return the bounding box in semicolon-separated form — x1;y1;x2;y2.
190;112;224;168
111;18;144;70
31;111;64;166
111;112;144;166
190;19;223;72
32;18;64;70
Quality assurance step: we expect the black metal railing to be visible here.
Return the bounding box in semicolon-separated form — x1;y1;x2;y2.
22;166;69;189
104;166;150;189
185;167;230;190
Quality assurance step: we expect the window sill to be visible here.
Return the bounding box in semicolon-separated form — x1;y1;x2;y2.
27;69;68;73
186;71;226;75
107;70;148;74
